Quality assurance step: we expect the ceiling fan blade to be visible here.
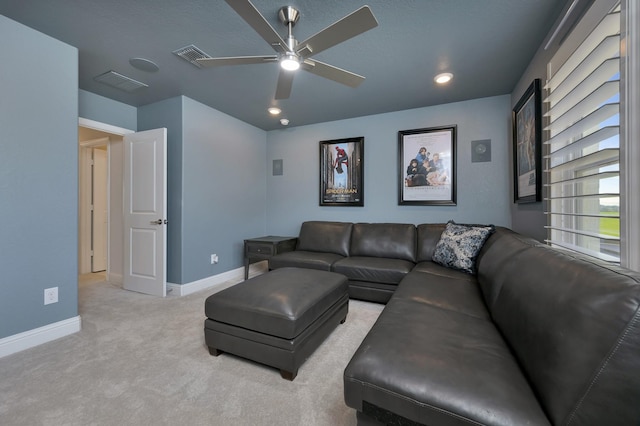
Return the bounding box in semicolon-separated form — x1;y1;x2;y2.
196;55;277;67
224;0;289;53
275;70;295;99
295;6;378;58
301;59;365;88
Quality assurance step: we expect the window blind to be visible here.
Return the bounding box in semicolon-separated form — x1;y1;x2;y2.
544;2;621;263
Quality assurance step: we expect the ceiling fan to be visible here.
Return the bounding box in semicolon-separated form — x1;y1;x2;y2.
196;0;379;99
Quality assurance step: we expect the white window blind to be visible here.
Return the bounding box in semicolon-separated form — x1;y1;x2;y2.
544;2;621;263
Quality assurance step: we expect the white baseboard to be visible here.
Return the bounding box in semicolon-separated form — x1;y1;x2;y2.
0;316;81;359
167;262;268;297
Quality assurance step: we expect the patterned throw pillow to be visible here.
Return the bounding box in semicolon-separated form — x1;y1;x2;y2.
432;221;496;274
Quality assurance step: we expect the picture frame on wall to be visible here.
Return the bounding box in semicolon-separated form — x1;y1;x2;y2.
398;125;457;205
319;137;364;206
512;78;542;203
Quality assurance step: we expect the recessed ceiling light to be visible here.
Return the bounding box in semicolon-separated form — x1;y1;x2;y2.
280;118;290;126
268;107;282;115
434;73;453;84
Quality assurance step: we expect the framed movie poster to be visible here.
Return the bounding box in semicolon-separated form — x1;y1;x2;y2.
512;79;542;203
319;137;364;206
398;125;457;205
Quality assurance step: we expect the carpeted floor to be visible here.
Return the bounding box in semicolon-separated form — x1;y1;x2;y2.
0;273;383;426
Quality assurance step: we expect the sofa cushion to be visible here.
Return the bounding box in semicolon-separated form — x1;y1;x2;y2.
416;223;446;262
268;250;345;272
412;259;477;281
489;245;640;425
333;256;414;285
347;281;397;304
344;296;549;426
475;227;541;310
296;221;353;256
396;269;490;320
349;223;416;262
432;221;495;274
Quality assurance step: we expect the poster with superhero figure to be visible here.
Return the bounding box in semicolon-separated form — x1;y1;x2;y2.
320;137;364;206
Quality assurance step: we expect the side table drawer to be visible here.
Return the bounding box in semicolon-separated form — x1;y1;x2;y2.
247;243;275;256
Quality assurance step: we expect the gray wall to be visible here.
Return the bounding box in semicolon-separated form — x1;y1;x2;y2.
0;16;78;338
508;1;574;242
508;42;552;243
79;90;137;131
266;95;513;236
138;97;184;284
139;96;267;284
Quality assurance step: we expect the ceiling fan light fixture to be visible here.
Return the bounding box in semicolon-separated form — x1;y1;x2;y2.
434;72;453;84
281;54;300;71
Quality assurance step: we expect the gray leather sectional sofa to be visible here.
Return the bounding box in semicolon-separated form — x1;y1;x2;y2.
268;221;640;425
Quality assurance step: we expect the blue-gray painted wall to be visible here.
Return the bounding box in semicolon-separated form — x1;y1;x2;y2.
180;97;267;283
139;96;267;284
79;90;137;131
265;95;512;236
0;16;78;339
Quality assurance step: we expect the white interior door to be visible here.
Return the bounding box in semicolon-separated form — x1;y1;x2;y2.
92;148;108;272
123;128;167;297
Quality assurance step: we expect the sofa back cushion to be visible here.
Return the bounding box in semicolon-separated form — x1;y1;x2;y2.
487;243;640;425
416;223;446;262
296;221;353;256
349;223;416;262
475;227;541;309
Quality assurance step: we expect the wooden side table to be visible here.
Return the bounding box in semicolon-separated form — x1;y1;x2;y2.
243;236;297;280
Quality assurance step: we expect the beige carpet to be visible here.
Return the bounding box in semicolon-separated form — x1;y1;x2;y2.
0;273;383;426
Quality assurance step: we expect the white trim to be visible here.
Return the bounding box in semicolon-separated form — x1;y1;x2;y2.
78;117;134;135
168;263;268;297
78;146;93;274
79;136;110;148
621;0;640;271
0;316;81;359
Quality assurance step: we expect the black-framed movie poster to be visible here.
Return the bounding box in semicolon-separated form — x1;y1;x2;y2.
398;125;457;205
319;137;364;206
512;78;542;203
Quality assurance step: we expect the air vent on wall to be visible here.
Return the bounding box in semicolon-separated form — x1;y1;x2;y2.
93;70;148;92
172;44;212;68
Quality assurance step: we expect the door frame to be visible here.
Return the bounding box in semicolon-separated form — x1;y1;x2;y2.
78;118;134;283
79;137;109;274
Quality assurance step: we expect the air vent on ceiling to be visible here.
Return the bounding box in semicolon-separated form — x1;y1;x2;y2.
93;70;148;92
172;44;212;68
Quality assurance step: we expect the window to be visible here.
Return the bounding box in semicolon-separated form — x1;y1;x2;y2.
544;0;622;263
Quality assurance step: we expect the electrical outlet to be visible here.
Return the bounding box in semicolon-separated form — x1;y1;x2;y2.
44;287;58;305
210;254;219;264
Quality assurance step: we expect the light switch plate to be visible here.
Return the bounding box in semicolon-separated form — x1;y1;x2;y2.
273;159;283;176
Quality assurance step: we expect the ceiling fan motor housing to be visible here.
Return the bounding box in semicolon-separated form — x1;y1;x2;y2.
279;6;300;52
278;6;300;27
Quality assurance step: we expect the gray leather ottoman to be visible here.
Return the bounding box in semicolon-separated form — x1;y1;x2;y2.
204;267;349;380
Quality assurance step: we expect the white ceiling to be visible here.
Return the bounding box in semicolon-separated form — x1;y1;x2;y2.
1;0;567;130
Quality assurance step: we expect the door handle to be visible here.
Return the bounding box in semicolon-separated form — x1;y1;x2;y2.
151;219;163;225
